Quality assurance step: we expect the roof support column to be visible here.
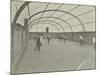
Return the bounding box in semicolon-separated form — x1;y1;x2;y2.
24;18;28;45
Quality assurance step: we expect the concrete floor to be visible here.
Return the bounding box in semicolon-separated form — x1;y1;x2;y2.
16;39;96;73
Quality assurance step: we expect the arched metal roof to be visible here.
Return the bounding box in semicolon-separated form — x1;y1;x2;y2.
12;1;96;32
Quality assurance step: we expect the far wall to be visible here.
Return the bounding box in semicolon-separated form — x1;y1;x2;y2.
28;32;96;44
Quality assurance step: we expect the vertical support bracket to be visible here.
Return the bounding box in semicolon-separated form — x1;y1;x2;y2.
24;18;28;46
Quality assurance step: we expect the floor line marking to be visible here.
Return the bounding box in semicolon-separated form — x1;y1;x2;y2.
77;57;94;70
